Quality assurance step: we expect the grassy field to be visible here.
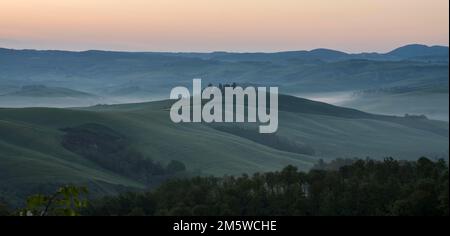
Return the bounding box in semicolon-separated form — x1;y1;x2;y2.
0;95;448;204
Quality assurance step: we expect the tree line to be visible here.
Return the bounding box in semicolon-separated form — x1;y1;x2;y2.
0;157;448;216
84;157;448;216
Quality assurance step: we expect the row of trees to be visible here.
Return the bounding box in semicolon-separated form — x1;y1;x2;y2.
85;157;448;216
207;82;238;91
1;157;447;216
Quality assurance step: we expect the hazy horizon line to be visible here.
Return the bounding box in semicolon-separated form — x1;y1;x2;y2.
1;43;448;55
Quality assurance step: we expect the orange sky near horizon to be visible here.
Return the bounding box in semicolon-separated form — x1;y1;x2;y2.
0;0;448;52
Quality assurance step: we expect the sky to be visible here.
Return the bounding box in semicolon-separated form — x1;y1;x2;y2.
0;0;448;52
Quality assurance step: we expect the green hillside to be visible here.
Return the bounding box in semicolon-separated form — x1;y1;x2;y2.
0;95;448;204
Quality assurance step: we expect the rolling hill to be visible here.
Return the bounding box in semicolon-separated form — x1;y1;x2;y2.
1;45;447;92
1;44;447;119
0;85;106;108
0;95;448;205
5;85;96;98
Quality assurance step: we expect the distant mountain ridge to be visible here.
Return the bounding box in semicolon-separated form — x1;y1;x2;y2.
1;44;448;61
386;44;449;58
199;44;448;62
